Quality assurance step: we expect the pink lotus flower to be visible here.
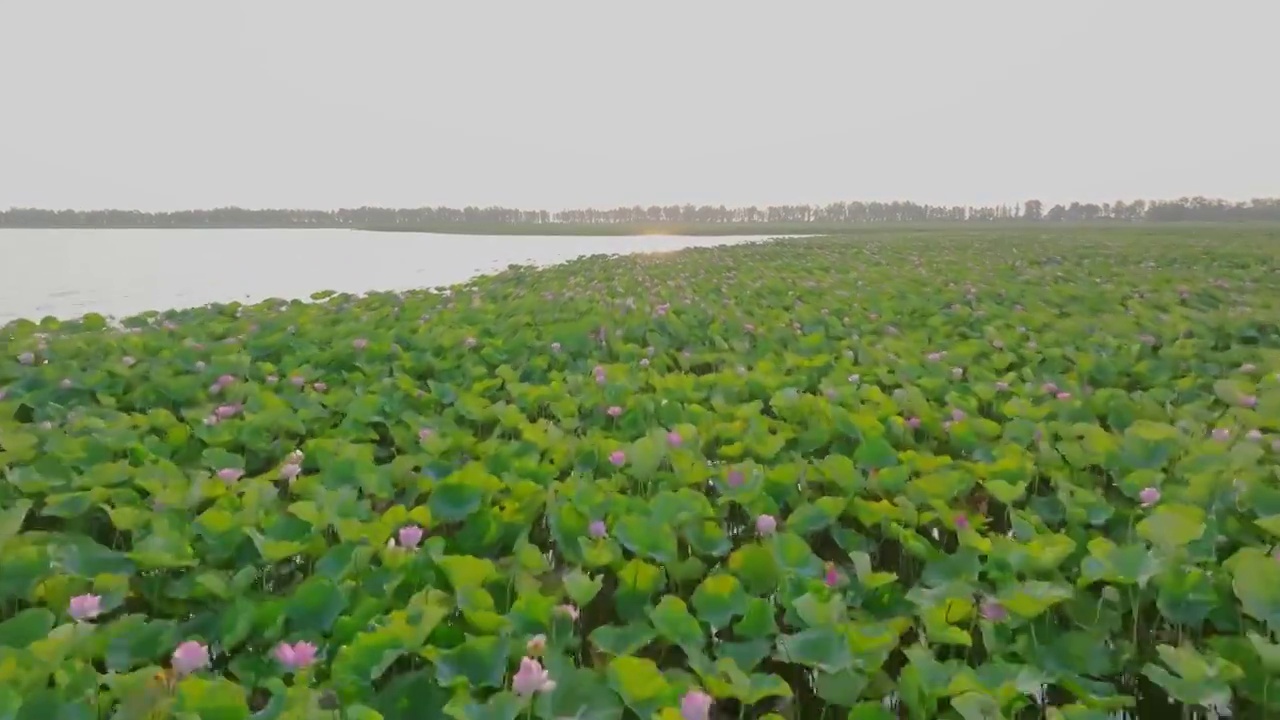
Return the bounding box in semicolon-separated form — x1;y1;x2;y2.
1241;395;1258;408
1246;429;1263;441
681;689;713;720
398;525;424;549
1056;392;1071;400
756;514;777;536
951;367;964;379
926;352;943;362
980;599;1008;622
512;656;555;696
606;406;623;418
265;374;279;384
906;416;921;429
203;415;219;426
290;376;306;387
273;641;318;671
951;408;966;422
171;640;210;675
17;352;34;365
313;382;327;392
287;449;304;464
353;338;368;350
550;342;561;352
68;593;102;621
526;634;546;656
195;361;207;371
824;563;839;587
586;519;609;539
667;431;682;447
995;381;1009;391
214;404;241;420
726;468;744;487
1139;487;1161;507
218;374;236;387
1240;363;1257;373
955;514;970;531
280;463;301;481
418;427;434;441
555;604;579;621
1212;428;1231;442
639;358;650;368
217;468;244;483
609;450;626;467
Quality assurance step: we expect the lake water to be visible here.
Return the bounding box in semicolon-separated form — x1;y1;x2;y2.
0;229;780;324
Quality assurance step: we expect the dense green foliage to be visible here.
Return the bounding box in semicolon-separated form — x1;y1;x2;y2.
2;228;1280;719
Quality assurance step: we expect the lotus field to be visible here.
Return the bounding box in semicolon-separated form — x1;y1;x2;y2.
5;228;1280;720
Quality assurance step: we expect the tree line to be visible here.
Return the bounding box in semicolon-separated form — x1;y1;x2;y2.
2;196;1279;228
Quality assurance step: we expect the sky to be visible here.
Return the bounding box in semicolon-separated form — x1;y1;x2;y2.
2;1;1277;212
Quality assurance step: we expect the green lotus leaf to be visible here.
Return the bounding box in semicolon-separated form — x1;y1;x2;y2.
0;499;32;551
1079;537;1159;587
733;597;779;640
589;621;657;656
690;573;749;629
1136;504;1206;549
606;655;673;719
173;676;251;720
536;664;624;720
649;595;705;654
437;555;497;591
614;558;667;621
997;581;1073;619
785;496;845;535
0;608;54;649
727;543;781;596
1141;643;1241;709
716;638;773;673
1230;549;1280;626
1156;567;1220;626
284;575;349;635
434;634;511;690
775;628;853;673
812;669;870;707
613;514;679;563
562;568;603;606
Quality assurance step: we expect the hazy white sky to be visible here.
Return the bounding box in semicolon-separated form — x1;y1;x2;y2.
2;1;1277;211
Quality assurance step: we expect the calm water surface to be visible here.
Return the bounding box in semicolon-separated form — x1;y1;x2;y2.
0;229;779;323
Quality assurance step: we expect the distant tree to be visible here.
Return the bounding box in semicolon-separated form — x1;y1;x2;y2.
3;195;1280;229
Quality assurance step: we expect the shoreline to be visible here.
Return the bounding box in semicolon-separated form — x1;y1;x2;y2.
0;233;777;326
4;219;1280;237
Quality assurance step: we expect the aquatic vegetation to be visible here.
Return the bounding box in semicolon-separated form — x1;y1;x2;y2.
2;228;1280;718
